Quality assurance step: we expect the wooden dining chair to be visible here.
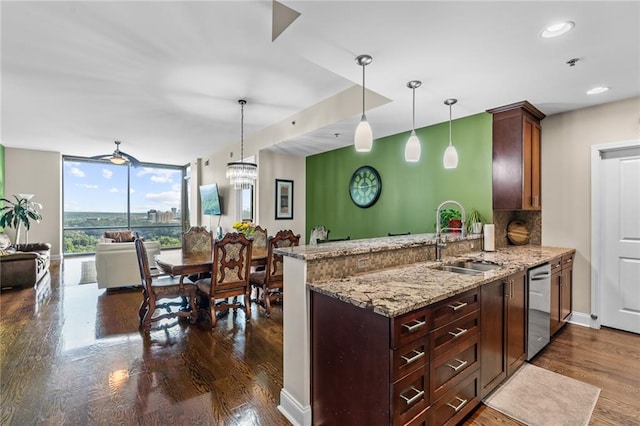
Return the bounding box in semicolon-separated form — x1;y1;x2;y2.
134;236;198;332
250;229;301;316
251;225;267;272
182;226;213;282
195;232;253;328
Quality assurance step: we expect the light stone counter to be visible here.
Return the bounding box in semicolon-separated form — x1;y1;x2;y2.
307;245;574;318
275;232;476;261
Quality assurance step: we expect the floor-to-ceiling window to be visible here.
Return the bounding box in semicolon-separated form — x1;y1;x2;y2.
63;157;186;255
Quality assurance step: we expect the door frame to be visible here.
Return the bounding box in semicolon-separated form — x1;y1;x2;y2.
590;139;640;329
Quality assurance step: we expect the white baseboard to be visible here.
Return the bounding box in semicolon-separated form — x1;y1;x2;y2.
278;389;312;426
568;311;599;329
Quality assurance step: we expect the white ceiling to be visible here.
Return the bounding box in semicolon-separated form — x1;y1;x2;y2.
2;1;639;165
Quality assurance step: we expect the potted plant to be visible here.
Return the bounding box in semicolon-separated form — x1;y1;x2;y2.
439;208;462;233
466;208;486;234
0;194;43;246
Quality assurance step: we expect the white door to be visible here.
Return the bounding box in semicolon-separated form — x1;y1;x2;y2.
601;148;640;334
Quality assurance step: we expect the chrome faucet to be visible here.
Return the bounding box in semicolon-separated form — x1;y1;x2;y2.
435;200;466;261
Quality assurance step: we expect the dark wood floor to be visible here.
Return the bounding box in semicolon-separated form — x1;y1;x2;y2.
1;259;639;425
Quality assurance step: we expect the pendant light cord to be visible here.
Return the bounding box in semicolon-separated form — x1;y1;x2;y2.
412;88;416;131
448;103;452;145
239;99;245;164
361;64;366;119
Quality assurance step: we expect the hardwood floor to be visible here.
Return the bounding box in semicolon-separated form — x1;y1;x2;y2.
1;259;639;425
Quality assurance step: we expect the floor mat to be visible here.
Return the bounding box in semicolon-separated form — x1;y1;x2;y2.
483;363;600;426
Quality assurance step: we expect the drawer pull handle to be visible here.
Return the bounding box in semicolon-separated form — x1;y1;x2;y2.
448;327;468;339
401;349;425;366
446;358;468;372
446;396;468;412
447;301;468;311
402;319;426;332
400;386;424;406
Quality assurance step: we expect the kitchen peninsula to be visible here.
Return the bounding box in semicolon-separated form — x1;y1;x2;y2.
275;234;574;426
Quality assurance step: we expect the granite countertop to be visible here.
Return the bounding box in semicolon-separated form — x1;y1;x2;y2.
275;232;481;261
307;245;575;318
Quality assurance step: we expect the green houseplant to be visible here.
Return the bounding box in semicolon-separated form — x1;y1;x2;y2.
439;208;462;233
466;208;486;234
0;195;43;246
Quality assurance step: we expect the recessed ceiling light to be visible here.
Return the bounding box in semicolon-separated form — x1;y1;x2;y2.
541;21;575;38
586;86;610;95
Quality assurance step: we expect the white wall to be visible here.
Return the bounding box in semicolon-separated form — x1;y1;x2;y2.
542;96;640;314
256;150;306;240
4;147;62;259
196;147;306;239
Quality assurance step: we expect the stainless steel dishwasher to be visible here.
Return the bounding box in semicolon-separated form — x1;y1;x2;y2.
527;263;551;360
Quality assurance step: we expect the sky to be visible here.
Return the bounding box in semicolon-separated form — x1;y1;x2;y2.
63;160;182;213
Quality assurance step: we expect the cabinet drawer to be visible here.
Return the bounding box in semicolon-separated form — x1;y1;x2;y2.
392;365;430;426
431;311;479;358
405;407;430;426
392;306;431;349
431;333;479;402
562;252;575;270
549;256;562;273
392;335;429;381
431;288;479;330
429;371;480;426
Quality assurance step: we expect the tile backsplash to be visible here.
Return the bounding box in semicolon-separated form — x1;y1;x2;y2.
493;210;541;248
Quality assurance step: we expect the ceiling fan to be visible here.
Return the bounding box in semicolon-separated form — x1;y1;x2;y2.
91;141;141;167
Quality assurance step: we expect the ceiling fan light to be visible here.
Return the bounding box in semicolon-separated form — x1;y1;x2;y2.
109;155;127;165
354;116;373;152
443;144;459;169
405;130;421;162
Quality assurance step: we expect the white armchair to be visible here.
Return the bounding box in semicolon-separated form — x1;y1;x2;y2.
95;240;161;289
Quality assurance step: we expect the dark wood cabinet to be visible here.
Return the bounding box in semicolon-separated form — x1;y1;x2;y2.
550;256;563;335
479;279;507;398
551;252;575;336
506;270;527;377
488;101;546;211
480;270;527;398
311;288;481;425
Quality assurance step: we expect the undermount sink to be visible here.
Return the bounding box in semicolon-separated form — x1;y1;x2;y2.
434;260;502;275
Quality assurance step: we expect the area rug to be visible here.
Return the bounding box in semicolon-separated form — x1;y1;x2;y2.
79;260;97;284
483;363;600;426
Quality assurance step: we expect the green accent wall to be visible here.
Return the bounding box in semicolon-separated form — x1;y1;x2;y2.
0;144;4;231
306;113;493;240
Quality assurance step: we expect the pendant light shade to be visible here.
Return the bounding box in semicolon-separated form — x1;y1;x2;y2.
354;54;373;152
226;99;257;190
443;98;459;169
404;80;422;162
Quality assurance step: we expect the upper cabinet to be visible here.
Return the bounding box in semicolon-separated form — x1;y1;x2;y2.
488;101;546;211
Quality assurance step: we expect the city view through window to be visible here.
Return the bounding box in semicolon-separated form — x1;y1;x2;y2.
63;157;186;255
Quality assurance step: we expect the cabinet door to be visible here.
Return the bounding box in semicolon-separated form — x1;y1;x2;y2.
506;271;527;377
560;266;573;323
550;270;562;336
479;279;507;398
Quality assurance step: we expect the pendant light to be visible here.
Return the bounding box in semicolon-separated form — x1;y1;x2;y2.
226;99;257;189
404;80;422;162
443;98;459;169
354;54;373;152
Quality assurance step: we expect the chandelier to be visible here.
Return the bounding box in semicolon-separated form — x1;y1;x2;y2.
226;99;257;189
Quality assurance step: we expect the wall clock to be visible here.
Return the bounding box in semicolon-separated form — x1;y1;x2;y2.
349;165;382;208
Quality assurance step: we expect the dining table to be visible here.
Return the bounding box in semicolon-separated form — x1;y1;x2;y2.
155;247;267;281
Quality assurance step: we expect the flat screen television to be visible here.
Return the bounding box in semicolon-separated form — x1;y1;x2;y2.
200;183;222;216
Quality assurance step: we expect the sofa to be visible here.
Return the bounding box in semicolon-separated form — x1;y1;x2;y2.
95;239;161;289
0;232;51;290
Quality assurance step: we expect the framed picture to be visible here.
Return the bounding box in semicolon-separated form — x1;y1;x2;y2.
275;179;294;220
